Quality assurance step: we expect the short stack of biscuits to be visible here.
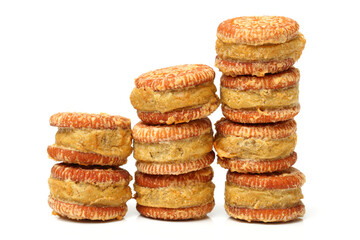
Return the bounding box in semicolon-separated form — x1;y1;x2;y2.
130;64;220;220
47;112;133;221
214;16;306;222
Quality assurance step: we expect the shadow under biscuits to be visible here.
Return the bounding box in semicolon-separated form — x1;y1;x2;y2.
53;212;123;224
225;216;304;225
135;214;213;223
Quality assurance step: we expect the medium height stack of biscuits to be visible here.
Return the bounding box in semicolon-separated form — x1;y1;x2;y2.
214;16;306;222
130;64;219;220
47;112;133;221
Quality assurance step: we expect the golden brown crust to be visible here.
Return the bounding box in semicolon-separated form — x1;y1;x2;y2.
137;96;220;125
54;127;132;158
51;163;132;185
220;67;299;90
226;187;303;211
135;167;213;188
134;182;214;209
225;202;305;222
217;16;299;45
226;167;305;190
216;33;305;62
135;64;215;91
215;118;296;139
136;151;215;175
133;118;212;143
215;55;295;77
225;184;302;209
47;145;127;166
134;133;213;163
221;85;299;109
222;104;300;123
48;196;128;221
136;201;215;220
214;132;296;160
130;82;217;113
49;178;132;207
218;152;297;173
50;112;131;129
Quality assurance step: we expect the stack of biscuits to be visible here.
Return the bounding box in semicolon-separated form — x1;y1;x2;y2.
47;112;133;221
214;16;307;222
130;64;220;220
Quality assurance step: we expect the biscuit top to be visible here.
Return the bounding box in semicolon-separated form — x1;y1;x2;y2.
221;67;300;90
135;167;213;188
226;167;305;190
51;163;132;185
215;118;296;139
217;16;299;45
133;118;212;143
134;64;215;91
50;112;131;129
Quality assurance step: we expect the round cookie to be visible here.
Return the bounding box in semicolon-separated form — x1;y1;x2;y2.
134;167;215;220
130;64;220;125
220;67;300;123
225;167;305;222
217;16;300;45
133;118;215;175
214;118;297;173
48;112;132;166
215;16;306;76
48;163;132;221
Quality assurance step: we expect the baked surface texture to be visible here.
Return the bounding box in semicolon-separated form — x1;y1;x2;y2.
48;164;132;221
133;119;214;174
48;112;132;166
217;16;299;45
131;64;219;124
224;168;305;222
50;112;131;129
215;119;297;173
215;16;305;76
134;168;215;220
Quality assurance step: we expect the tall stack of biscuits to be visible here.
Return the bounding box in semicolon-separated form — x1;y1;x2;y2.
214;16;307;222
47;112;133;221
130;64;220;220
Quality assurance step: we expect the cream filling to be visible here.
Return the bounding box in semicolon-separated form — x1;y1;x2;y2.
130;82;217;113
225;182;303;209
134;182;215;208
48;177;132;207
214;134;296;160
55;127;132;157
133;133;213;162
221;84;299;109
216;33;306;61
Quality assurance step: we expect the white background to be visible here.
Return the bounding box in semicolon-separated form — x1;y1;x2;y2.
1;0;359;239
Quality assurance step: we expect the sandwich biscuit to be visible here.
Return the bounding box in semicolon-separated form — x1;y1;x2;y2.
48;112;132;166
130;64;219;124
215;118;297;173
48;163;132;221
225;167;305;222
